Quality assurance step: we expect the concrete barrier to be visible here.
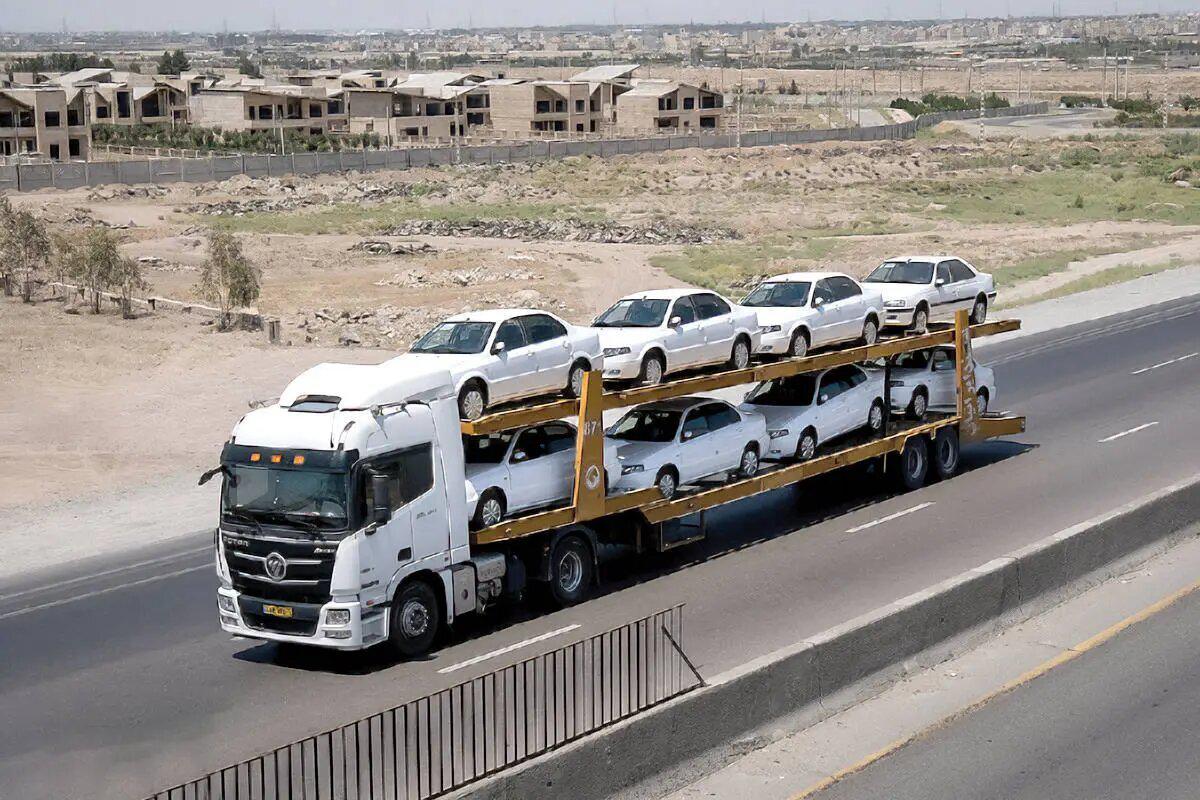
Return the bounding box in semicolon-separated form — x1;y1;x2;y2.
292;152;319;175
116;160;151;184
51;162;87;189
85;161;120;186
150;158;182;183
456;475;1200;800
181;158;214;182
17;163;53;191
242;155;269;177
0;165;17;192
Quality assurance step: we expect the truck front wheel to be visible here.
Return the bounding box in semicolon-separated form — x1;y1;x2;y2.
547;535;594;608
388;579;441;658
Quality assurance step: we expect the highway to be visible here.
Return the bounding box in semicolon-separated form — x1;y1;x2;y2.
812;584;1200;800
2;293;1199;799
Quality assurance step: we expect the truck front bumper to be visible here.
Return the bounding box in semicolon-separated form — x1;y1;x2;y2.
217;588;386;651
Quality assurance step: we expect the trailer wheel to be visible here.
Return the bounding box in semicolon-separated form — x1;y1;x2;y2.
547;534;594;607
388;579;441;658
907;388;928;421
932;428;960;480
895;436;929;490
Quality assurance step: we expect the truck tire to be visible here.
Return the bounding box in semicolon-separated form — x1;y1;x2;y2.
895;435;929;490
388;579;441;658
907;388;928;421
640;352;665;386
547;534;594;607
458;381;487;421
932;428;960;480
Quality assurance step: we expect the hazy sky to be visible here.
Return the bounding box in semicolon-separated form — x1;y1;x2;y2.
4;0;1198;33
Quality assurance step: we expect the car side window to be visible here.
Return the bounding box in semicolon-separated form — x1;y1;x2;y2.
494;319;528;351
680;409;709;440
936;263;952;285
692;293;731;319
521;314;568;344
511;428;550;462
671;296;697;325
831;276;862;299
847;366;867;387
363;444;434;517
948;260;975;282
542;423;577;455
818;370;850;402
703;403;740;431
812;280;835;305
931;348;955;371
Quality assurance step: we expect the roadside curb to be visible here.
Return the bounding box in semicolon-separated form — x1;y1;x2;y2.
454;476;1200;799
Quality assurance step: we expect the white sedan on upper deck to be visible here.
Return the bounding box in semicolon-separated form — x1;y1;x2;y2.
388;309;603;420
862;256;996;332
590;289;761;385
742;271;883;358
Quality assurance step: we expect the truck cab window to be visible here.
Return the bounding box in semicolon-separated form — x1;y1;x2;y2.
363;444;434;517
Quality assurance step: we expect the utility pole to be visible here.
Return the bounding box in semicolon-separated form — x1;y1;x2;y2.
979;69;985;140
1101;46;1108;103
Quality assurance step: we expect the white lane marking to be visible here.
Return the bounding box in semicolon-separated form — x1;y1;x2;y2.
437;624;582;675
0;565;210;621
0;546;211;604
845;502;936;535
988;307;1200;366
1130;352;1198;376
1098;422;1160;444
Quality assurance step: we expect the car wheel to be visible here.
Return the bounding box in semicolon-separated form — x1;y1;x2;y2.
737;444;760;478
907;389;928;421
861;317;879;346
388;579;441;658
895;435;930;490
471;488;505;530
458;381;487;421
970;296;988;325
565;360;588;398
910;306;929;335
789;329;809;358
655;466;678;499
976;388;989;415
867;399;885;433
795;428;818;461
932;427;960;480
640;353;665;386
547;534;594;607
729;337;751;370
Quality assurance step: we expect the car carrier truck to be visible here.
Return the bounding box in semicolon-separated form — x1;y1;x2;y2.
208;311;1024;656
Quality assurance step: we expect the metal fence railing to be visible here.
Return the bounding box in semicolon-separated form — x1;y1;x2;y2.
145;604;700;800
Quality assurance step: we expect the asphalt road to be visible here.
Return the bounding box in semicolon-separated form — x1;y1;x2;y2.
3;293;1199;799
812;584;1200;800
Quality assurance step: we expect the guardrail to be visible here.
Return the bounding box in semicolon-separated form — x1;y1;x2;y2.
144;604;700;800
0;103;1049;193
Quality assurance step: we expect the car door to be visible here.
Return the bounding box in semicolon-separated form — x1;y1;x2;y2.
505;426;556;511
665;296;706;369
932;261;956;319
487;317;538;400
677;406;717;481
815;368;854;438
841;366;873;432
829;276;867;341
929;347;957;406
703;402;744;469
541;422;580;499
691;293;736;363
809;279;842;346
946;259;979;311
520;313;572;394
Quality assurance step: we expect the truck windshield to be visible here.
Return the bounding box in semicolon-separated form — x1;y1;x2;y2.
593;299;669;328
864;261;934;285
463;432;515;464
742;281;811;308
222;465;349;530
412;321;494;354
608;409;681;442
745;375;818;406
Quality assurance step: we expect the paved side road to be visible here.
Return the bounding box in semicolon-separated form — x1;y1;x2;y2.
813;587;1200;800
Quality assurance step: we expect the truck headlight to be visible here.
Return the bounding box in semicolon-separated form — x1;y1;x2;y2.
884;300;907;308
326;608;351;626
621;464;644;475
603;347;632;357
768;429;790;439
759;325;781;334
217;594;236;614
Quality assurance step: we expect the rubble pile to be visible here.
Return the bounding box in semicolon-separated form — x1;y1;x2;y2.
377;218;739;245
374;264;538;288
351;240;437;256
183;177;444;216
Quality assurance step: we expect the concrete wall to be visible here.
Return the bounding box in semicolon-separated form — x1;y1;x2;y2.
2;102;1049;192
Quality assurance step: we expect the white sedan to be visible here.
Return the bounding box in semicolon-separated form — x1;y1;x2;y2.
740;365;885;461
743;271;883;358
590;289;761;385
607;397;770;499
883;345;997;420
389;309;604;420
862;256;997;332
464;421;620;529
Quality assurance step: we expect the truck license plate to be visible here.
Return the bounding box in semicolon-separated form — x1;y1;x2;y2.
263;604;293;619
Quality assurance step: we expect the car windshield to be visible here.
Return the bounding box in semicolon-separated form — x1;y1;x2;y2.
608;408;681;442
412;321;494;354
893;350;932;369
745;375;818;406
742;281;812;308
463;432;515;464
594;298;669;328
864;261;934;285
222;465;348;530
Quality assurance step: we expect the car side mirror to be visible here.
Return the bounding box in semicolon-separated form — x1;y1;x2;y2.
935;278;946;287
511;449;528;463
491;340;506;355
681;429;697;441
818;393;829;404
369;472;391;525
813;296;825;307
668;315;682;327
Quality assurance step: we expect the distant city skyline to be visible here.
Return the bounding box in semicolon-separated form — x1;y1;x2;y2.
2;0;1199;34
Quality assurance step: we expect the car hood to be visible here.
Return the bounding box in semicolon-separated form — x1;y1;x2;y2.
749;306;814;326
610;439;670;469
464;461;506;486
385;351;484;379
589;327;661;350
863;282;926;301
738;402;805;430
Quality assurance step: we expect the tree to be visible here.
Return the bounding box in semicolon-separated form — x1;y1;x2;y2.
156;49;190;74
110;253;148;319
0;197;14;296
71;227;126;314
237;52;262;79
0;201;50;302
1180;95;1198;112
196;229;261;329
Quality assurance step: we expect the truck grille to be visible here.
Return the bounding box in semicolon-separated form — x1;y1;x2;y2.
222;527;337;605
237;596;322;637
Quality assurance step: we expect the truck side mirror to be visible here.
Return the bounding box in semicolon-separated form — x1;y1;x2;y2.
370;472;391;525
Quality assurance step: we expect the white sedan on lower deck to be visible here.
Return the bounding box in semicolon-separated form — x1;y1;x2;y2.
881;345;997;420
464;421;619;529
607;397;770;499
739;365;885;461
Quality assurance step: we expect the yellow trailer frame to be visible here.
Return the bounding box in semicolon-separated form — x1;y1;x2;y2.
468;310;1025;547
